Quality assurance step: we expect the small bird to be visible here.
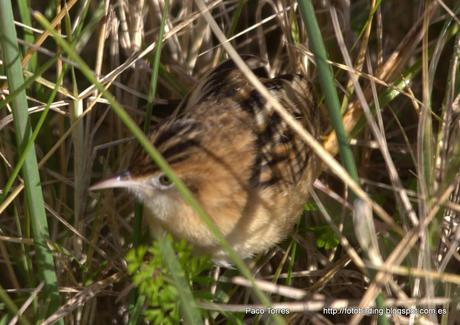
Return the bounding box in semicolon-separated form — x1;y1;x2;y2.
91;57;322;263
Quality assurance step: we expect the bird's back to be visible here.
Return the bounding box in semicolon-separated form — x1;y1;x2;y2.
180;58;320;195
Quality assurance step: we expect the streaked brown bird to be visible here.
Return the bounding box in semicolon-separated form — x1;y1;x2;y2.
91;57;322;264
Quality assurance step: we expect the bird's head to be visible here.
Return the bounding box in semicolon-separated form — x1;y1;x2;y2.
90;116;256;248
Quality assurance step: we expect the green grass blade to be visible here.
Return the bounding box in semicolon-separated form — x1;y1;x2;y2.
133;0;170;247
0;1;62;320
0;65;64;203
0;284;31;325
297;0;359;184
130;1;170;320
17;0;37;71
127;294;146;325
159;237;204;325
144;0;169;133
297;1;388;324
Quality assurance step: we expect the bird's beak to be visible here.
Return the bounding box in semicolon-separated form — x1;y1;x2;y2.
89;171;138;191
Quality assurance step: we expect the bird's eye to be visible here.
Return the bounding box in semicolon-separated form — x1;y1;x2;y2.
154;173;174;189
